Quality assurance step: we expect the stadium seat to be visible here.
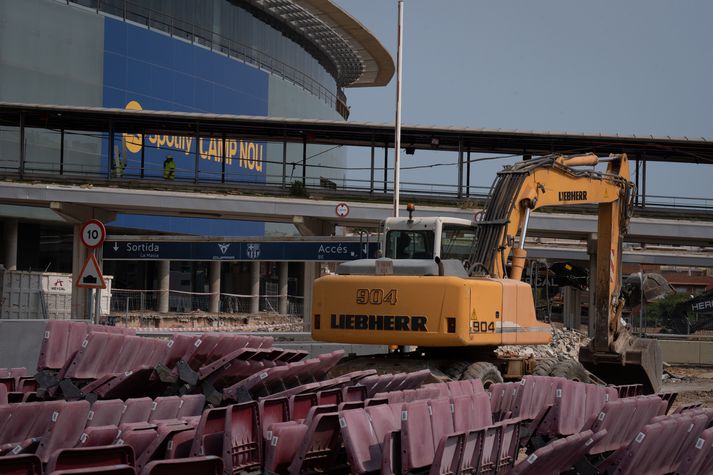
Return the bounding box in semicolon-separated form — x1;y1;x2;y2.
139;455;222;475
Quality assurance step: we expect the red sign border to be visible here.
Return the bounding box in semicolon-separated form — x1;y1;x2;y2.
335;202;350;218
80;219;106;249
76;253;106;289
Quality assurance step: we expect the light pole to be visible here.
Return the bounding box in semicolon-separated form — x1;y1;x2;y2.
639;270;646;336
392;0;404;217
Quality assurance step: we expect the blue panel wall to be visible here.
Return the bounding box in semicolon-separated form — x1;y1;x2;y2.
102;18;268;236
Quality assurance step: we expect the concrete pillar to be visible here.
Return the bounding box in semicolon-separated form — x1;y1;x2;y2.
250;261;260;314
587;234;597;338
279;262;289;315
158;260;170;314
302;262;320;331
209;261;221;314
563;286;581;330
71;224;88;319
2;219;18;270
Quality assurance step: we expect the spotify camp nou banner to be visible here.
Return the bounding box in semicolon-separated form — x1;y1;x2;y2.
101;18;268;235
101;18;269;183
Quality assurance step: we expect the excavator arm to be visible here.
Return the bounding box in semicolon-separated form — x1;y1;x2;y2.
468;153;661;392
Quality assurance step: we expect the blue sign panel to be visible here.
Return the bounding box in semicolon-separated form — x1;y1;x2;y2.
101;18;270;236
103;241;380;262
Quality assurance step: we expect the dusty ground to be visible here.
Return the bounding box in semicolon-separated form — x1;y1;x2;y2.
662;366;713;410
108;311;304;332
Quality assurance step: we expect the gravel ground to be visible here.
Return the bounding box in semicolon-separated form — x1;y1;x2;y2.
663;366;713;410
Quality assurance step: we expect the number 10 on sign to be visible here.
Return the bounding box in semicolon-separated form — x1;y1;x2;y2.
80;219;106;249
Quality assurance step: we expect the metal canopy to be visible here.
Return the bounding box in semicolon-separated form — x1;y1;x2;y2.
1;102;712;164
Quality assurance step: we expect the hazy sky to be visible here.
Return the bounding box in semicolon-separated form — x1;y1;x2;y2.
334;1;713;201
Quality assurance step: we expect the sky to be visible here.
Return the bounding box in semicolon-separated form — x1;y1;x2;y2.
333;0;713;201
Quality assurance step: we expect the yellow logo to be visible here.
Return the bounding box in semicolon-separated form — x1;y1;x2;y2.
123;100;143;153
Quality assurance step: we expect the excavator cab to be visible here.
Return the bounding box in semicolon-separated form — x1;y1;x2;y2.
382;216;474;262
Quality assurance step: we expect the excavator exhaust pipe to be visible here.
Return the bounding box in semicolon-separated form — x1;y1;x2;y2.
579;329;662;394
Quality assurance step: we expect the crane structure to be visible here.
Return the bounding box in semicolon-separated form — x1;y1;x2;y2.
311;153;662;393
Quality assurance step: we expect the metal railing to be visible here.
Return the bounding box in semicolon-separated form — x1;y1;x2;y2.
59;0;346;118
4;150;713;212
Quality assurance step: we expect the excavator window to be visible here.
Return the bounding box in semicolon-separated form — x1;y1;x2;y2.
441;224;477;262
385;230;434;259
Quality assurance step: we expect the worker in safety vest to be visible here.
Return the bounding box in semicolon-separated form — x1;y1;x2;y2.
163;155;176;180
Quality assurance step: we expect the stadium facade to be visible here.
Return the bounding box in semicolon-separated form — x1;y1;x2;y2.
0;0;393;308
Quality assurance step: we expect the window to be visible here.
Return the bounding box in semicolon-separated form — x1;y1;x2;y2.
385;230;435;259
440;224;476;262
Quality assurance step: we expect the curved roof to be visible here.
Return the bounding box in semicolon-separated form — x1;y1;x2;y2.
242;0;394;87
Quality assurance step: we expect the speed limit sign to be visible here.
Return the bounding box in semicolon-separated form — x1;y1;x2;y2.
335;202;350;217
80;219;106;249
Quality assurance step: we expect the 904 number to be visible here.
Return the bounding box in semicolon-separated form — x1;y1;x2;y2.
471;321;495;333
356;288;398;305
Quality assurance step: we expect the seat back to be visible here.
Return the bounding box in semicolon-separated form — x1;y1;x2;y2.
400;400;435;473
0;454;42;475
191;406;229;457
88;400;125;427
224;401;261;473
150;396;182;421
176;394;205;417
120;398;154;424
288;412;341;474
140;455;223;475
46;445;135;473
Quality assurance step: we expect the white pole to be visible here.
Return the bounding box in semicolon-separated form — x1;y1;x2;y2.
392;0;404;218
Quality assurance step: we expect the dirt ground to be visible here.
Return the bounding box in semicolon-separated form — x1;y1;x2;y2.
662;366;713;410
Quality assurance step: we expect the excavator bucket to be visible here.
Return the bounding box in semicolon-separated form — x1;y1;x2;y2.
579;330;662;394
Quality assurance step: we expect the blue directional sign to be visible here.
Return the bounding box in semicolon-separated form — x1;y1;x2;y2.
103;240;380;262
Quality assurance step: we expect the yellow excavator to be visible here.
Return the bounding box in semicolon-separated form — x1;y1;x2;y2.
311;153;662;393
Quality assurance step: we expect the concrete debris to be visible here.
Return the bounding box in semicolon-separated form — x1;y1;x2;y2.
496;325;591;360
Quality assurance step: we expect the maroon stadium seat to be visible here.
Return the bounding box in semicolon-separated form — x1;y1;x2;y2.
430;432;466;475
223;401;261;473
177;394;205;418
512;430;600;475
263;422;308;474
400;400;436;473
164;428;196;459
287;412;342;474
0;453;42;475
87;400;125;427
36;400;91;463
120;398;154;424
259;397;289;449
45;445;135;473
51;464;135;475
139;455;222;475
190;406;229;458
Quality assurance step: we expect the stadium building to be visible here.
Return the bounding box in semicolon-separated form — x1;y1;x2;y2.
0;0;393;315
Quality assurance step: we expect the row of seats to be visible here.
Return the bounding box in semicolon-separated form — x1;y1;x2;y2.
221;349;345;403
357;369;432;398
37;321;136;373
0;451;222;474
0;395;205;464
339;392;496;474
516;406;713;475
37;321;310;401
489;376;619;435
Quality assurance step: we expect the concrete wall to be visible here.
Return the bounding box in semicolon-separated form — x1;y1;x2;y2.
659;339;713;365
0;320;49;370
